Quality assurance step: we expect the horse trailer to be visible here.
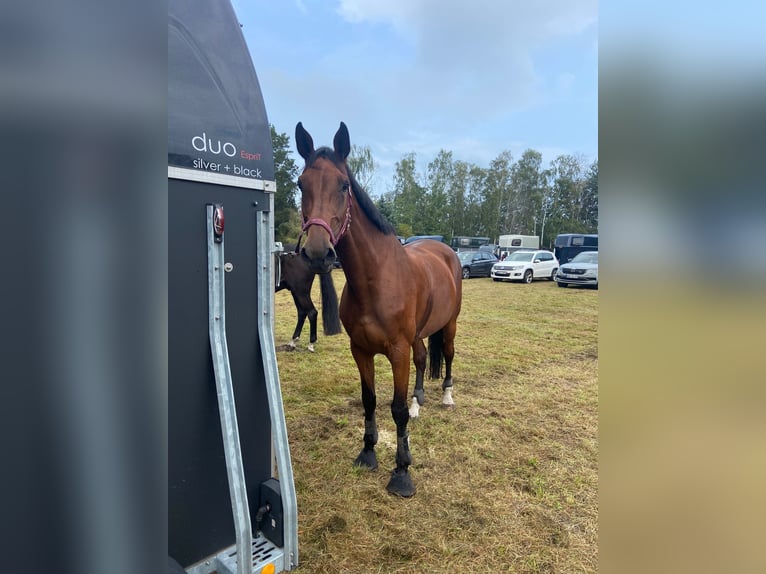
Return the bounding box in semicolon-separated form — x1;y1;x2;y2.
450;236;491;252
498;234;540;255
169;1;298;572
404;234;445;245
554;233;598;265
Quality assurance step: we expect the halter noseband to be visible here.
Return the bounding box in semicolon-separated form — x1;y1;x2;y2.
298;185;353;248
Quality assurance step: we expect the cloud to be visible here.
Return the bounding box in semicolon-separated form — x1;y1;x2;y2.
334;0;596;121
249;0;597;189
293;0;308;15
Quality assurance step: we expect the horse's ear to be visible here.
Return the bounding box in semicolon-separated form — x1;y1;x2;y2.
333;122;351;161
295;122;314;161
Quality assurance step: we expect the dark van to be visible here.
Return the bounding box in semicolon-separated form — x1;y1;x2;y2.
554;233;598;265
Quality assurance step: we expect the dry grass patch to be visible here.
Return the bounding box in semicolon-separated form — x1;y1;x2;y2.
274;272;598;573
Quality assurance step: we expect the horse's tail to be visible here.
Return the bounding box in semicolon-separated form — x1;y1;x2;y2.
428;329;444;379
319;271;342;335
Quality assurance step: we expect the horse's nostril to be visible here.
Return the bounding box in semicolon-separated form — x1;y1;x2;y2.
327;247;337;262
300;247;310;262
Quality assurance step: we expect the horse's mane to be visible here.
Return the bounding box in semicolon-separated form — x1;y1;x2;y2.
307;147;396;236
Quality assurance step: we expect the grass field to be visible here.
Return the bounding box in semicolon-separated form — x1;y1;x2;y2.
273;272;598;574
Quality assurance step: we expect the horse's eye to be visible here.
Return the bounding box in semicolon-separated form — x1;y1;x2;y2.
341;181;350;193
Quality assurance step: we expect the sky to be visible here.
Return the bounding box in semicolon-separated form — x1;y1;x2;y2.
232;0;598;196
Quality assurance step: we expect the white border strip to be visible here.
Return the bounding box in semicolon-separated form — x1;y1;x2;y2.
168;165;277;192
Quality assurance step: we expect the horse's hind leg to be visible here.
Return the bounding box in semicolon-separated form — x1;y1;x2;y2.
351;344;378;470
409;339;427;418
441;319;457;407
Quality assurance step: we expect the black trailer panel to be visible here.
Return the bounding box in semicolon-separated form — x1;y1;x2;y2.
169;182;271;566
168;0;297;571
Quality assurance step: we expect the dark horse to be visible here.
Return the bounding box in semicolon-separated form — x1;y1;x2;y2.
275;250;341;351
295;121;463;497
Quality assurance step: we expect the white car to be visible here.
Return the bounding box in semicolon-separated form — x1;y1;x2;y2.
555;251;598;288
491;250;559;283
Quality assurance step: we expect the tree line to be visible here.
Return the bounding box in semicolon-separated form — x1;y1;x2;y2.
270;125;597;249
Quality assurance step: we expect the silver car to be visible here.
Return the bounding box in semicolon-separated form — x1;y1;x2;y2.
555;251;598;288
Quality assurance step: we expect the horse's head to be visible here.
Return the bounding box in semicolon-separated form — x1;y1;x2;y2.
295;121;353;274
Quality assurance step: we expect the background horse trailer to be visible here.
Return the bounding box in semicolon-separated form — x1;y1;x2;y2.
169;0;298;572
554;233;598;265
498;234;540;254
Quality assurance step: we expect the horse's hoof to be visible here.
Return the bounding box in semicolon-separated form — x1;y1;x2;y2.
353;448;378;471
386;469;416;497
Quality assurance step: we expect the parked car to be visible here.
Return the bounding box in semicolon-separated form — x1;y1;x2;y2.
457;250;499;279
490;249;559;283
555;251;598;288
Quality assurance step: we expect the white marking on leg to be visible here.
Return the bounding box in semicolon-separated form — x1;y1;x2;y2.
442;387;454;406
307;342;315;352
408;396;420;419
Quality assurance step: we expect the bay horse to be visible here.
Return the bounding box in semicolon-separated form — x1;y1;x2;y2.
275;250;341;351
295;121;463;497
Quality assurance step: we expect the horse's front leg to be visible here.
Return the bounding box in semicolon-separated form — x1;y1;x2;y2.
306;305;318;352
290;292;318;351
288;293;307;350
350;343;378;470
387;350;416;497
409;339;426;418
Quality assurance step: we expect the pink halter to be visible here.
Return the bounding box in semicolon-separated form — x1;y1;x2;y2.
299;186;353;247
